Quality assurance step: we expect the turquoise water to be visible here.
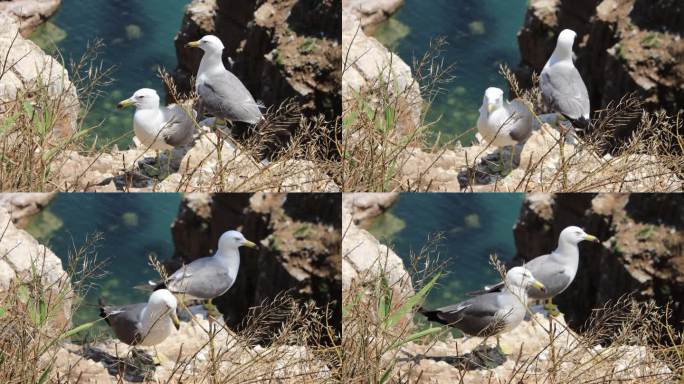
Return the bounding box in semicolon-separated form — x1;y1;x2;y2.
375;0;527;145
32;0;190;147
25;193;182;332
368;193;524;308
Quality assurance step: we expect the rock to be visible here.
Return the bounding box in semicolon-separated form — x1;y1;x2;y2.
512;193;684;333
0;192;56;225
0;0;61;36
345;192;399;227
343;0;404;33
341;193;412;297
0;200;71;330
396;311;671;382
517;0;683;120
342;7;422;134
51;128;339;192
168;193;342;336
0;13;79;138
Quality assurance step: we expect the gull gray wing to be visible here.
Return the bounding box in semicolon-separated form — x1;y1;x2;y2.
165;256;233;299
198;69;263;124
506;99;533;142
100;302;145;345
161;104;195;147
422;293;509;337
524;254;572;298
540;64;590;121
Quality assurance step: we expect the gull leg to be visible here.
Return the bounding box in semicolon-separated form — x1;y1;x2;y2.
152;346;167;365
543;299;561;317
495;335;511;355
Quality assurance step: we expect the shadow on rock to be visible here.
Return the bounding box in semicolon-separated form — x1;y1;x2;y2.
78;346;156;383
399;346;508;371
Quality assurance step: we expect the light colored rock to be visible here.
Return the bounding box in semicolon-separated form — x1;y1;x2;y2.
0;203;71;329
397;311;672;383
0;192;56;224
342;194;411;295
343;0;404;31
0;0;61;36
342;8;422;134
346;192;399;225
0;13;78;138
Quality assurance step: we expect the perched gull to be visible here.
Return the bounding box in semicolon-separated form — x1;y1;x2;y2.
151;230;256;310
477;87;533;148
117;88;195;151
420;267;545;353
185;35;264;125
479;226;599;314
540;29;591;129
99;289;180;361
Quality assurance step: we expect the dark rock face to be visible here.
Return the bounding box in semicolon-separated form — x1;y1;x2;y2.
168;193;342;338
173;0;341;123
517;0;683;119
512;193;684;334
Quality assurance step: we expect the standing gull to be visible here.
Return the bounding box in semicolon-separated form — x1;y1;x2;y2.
419;267;545;354
477;87;533;148
117;88;195;151
99;289;180;363
480;226;599;314
185;35;264;125
540;29;591;129
151;230;257;311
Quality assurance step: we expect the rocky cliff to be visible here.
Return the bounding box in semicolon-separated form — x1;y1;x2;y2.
173;0;340;123
512;193;684;333
517;0;683;120
168;193;342;337
0;0;61;36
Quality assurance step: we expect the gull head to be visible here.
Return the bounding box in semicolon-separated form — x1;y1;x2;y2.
149;289;180;330
482;87;504;114
559;226;599;246
554;29;577;58
507;266;546;292
185;35;224;55
218;230;257;253
117;88;159;110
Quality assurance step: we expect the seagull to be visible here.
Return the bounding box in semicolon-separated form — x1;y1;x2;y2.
420;267;545;354
117;88;195;151
540;29;591;129
185;35;264;126
477;226;599;315
477;87;533;148
150;230;257;313
99;289;180;363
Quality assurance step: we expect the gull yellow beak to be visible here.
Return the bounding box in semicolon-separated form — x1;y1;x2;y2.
532;280;546;293
170;310;180;331
117;98;134;109
242;239;257;248
487;103;495;113
185;40;200;48
584;234;599;243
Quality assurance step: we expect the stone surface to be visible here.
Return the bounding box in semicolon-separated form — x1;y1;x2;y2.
0;197;71;329
397;311;671;382
342;0;404;33
512;193;684;332
345;192;399;227
0;0;61;36
0;13;79;138
342;7;422;134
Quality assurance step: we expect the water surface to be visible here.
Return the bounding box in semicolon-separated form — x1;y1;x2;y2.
26;193;182;333
368;193;524;308
31;0;190;147
375;0;527;145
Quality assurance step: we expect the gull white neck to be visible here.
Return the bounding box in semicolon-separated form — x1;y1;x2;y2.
199;50;224;75
215;247;241;281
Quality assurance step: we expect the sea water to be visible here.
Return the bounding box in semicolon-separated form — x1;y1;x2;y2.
31;0;190;147
374;0;528;145
368;193;524;307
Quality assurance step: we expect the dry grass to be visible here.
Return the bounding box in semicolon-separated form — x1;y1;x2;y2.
342;249;684;383
0;229;340;383
341;32;684;192
0;29;341;192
